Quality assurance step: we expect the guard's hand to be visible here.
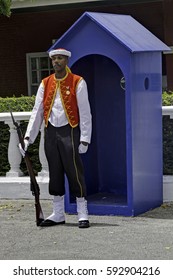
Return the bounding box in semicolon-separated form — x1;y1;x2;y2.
78;142;88;154
18;139;29;157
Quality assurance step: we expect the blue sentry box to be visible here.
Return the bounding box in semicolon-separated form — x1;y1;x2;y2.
49;12;170;216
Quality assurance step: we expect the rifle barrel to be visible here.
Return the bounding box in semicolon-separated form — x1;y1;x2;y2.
10;111;44;226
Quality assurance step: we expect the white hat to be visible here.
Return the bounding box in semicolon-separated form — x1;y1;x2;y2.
49;48;71;58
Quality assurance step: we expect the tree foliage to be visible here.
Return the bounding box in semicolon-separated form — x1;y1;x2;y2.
0;0;12;17
0;0;36;17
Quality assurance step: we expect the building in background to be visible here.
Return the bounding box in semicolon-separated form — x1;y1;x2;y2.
0;0;172;97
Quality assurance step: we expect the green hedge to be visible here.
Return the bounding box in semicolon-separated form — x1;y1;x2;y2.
0;92;173;176
0;96;41;176
0;95;36;112
162;91;173;175
162;91;173;106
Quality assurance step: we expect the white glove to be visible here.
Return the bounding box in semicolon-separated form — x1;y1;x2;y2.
18;139;29;157
78;143;88;154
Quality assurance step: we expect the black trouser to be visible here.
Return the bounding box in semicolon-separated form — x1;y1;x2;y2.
44;122;87;197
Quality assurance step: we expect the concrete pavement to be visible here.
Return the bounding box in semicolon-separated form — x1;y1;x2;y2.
0;199;173;260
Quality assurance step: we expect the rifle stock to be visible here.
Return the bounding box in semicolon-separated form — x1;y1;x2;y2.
10;111;44;226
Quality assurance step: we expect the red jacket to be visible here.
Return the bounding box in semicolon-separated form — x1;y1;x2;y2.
42;72;82;127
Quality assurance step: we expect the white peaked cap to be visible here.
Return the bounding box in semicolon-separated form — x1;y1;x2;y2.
49;48;71;58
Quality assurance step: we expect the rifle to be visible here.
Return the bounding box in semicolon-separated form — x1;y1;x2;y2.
10;111;44;226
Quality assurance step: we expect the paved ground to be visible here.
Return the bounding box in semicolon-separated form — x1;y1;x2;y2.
0;199;173;260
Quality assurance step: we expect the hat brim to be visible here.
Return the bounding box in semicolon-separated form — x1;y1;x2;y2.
49;49;71;58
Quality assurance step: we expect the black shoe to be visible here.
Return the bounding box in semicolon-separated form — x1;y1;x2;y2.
39;219;65;227
78;220;90;228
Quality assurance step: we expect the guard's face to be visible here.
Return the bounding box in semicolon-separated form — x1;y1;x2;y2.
51;55;68;72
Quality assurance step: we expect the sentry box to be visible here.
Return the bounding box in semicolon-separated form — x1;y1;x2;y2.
49;12;170;216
